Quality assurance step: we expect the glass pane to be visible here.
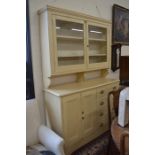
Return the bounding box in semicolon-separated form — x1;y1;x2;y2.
88;25;107;40
88;25;107;64
56;19;84;38
56;19;84;66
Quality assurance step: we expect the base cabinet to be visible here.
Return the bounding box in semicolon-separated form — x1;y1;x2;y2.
44;79;119;155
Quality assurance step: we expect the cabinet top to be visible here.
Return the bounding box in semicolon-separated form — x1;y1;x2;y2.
38;5;111;24
44;78;119;96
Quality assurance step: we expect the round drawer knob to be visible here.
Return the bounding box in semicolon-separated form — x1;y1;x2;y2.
100;112;103;116
81;117;85;120
100;123;103;127
100;90;104;94
82;111;84;114
100;101;104;105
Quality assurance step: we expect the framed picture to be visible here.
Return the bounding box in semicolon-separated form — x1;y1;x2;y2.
111;44;121;72
112;4;129;45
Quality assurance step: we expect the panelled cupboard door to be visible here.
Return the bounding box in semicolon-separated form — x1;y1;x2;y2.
52;15;87;74
62;93;82;144
86;22;111;69
81;89;97;137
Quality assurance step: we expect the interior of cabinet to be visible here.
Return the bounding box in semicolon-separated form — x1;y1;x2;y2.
56;19;85;66
57;39;84;66
89;41;107;63
56;19;84;38
88;25;107;40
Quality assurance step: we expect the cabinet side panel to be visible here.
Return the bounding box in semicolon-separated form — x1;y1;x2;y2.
44;92;63;136
39;11;52;88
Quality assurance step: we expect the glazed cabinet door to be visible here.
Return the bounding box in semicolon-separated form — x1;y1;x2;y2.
86;22;111;69
52;15;86;74
81;89;97;138
62;93;82;145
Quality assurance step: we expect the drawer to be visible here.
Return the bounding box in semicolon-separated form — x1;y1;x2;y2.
107;83;119;92
96;113;109;132
96;109;107;120
97;85;108;99
96;97;107;110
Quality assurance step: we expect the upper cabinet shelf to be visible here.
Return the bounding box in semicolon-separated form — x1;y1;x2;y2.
38;6;111;86
89;38;107;42
57;35;83;40
89;54;107;57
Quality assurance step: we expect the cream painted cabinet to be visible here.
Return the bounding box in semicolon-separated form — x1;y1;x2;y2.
38;6;111;80
62;89;98;154
44;79;119;155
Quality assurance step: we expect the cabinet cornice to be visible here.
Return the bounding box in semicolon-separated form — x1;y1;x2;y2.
38;5;111;24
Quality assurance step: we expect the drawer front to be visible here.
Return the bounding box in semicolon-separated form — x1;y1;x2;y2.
107;82;119;92
96;109;107;121
97;85;108;99
96;97;107;110
96;110;109;132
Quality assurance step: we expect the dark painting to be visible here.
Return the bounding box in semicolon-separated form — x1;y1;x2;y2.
112;5;129;45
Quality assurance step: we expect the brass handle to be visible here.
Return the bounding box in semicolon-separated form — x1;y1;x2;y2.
100;90;104;94
100;101;104;105
82;111;84;114
100;123;103;127
82;117;85;120
100;112;104;116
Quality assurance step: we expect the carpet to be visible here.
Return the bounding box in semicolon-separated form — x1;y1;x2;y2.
26;147;55;155
71;131;120;155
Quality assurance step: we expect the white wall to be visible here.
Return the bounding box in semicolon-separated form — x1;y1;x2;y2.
28;0;129;123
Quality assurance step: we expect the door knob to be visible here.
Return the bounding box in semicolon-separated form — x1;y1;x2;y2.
100;112;104;116
100;101;104;105
100;90;104;94
82;117;85;120
100;123;103;127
